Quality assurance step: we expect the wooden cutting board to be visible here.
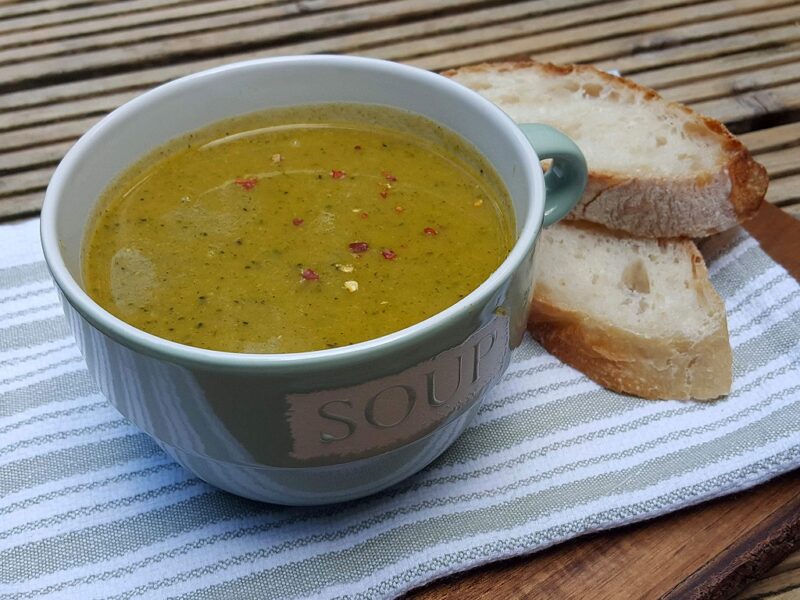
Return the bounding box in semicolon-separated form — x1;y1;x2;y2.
409;202;800;599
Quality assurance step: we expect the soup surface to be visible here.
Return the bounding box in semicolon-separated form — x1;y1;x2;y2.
83;104;515;353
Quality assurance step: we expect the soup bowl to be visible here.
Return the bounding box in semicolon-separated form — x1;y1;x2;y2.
41;55;587;505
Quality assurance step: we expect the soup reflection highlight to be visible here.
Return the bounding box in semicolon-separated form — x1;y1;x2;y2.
82;105;515;353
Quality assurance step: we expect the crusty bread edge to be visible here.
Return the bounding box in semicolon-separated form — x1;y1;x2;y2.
442;61;768;238
527;239;733;401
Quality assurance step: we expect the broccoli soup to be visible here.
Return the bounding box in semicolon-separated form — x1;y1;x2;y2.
82;104;515;353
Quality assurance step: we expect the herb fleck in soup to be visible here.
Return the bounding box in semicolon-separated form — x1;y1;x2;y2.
82;104;515;353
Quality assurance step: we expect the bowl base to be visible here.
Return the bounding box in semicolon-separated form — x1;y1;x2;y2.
154;401;481;505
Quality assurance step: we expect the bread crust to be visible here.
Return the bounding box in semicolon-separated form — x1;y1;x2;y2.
528;240;733;401
442;60;768;238
528;299;732;400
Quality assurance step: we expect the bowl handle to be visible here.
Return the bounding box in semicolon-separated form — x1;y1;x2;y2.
518;123;588;227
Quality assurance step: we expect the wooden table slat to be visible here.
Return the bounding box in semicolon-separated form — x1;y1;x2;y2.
410;423;800;600
0;139;73;174
360;0;703;63
783;204;800;217
0;190;45;220
0;0;285;39
0;0;789;120
734;549;800;599
0;0;121;21
665;475;800;599
0;0;192;36
410;203;800;600
0;89;129;132
740;122;800;154
0;0;573;113
3;65;795;159
769;550;800;577
543;21;800;75
0;164;54;198
0;76;171;121
765;173;800;206
0;0;502;92
616;43;800;90
1;0;787;93
0;0;788;125
0;0;368;64
1;115;99;152
661;58;800;105
755;146;800;180
693;79;800;125
412;0;800;72
2;2;799;597
0;0;675;126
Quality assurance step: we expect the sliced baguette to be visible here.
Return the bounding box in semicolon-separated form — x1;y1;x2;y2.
529;222;732;400
444;61;768;238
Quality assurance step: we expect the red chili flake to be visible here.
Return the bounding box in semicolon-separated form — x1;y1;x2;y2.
301;268;320;281
394;205;404;213
360;212;369;219
354;145;362;150
381;249;397;260
349;242;369;253
424;227;438;236
234;177;258;190
379;189;389;199
292;217;304;226
331;170;346;179
382;171;397;182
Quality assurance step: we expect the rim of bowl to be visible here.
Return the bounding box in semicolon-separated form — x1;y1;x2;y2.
40;55;544;371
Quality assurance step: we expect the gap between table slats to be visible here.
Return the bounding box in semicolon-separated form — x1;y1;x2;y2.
0;0;288;39
0;0;520;92
0;0;783;93
5;54;799;149
1;0;794;127
412;0;800;71
0;0;374;64
0;0;798;219
540;15;800;72
0;0;122;21
605;44;800;89
0;0;621;115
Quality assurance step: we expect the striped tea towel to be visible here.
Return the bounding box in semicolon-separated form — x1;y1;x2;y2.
1;217;799;599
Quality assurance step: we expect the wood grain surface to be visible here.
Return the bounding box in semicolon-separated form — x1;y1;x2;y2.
736;548;800;599
406;198;800;600
1;0;799;220
409;471;800;600
1;1;798;597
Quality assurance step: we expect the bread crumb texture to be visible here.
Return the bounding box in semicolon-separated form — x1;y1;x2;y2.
445;61;767;238
529;222;732;400
533;222;719;339
446;62;724;178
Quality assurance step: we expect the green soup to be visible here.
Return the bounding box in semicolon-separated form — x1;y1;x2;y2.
82;104;515;353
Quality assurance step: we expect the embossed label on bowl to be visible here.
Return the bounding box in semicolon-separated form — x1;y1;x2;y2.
286;316;510;461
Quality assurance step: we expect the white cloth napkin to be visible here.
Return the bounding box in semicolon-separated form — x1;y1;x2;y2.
1;218;798;599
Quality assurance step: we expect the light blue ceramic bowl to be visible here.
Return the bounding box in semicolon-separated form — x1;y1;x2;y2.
40;55;586;505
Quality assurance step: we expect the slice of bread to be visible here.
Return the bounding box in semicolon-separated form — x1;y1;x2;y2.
529;222;732;400
443;61;768;238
